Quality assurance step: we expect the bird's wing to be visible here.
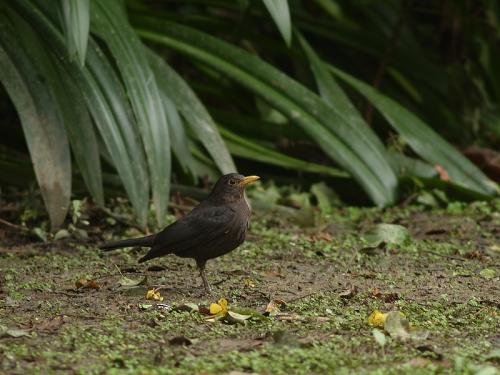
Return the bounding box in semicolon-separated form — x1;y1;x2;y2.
140;205;236;261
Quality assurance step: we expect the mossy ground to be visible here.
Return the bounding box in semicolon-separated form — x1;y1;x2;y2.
0;200;499;374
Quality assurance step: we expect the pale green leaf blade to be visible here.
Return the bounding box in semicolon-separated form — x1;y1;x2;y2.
10;7;103;205
134;18;397;206
91;1;171;226
219;127;347;178
329;65;498;196
6;0;153;227
262;0;292;47
297;32;397;193
0;17;71;229
146;50;199;175
145;50;236;174
59;0;89;66
84;39;151;225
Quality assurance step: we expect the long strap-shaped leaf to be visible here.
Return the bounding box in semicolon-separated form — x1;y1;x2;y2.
0;17;71;229
134;18;397;206
91;1;171;226
58;0;89;67
219;127;348;178
84;40;151;224
8;7;104;207
262;0;292;47
10;0;151;227
146;49;236;175
328;66;498;196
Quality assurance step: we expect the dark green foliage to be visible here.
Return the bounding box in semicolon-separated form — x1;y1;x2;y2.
0;0;497;227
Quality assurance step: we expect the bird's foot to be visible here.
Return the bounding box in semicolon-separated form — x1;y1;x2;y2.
198;261;213;295
201;280;213;295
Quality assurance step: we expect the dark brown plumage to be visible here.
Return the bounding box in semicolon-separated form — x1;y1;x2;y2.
100;173;260;292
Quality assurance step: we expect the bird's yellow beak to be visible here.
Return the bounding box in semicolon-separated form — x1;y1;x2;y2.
239;175;260;186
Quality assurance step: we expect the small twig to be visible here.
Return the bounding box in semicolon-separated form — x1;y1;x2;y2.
421;250;467;261
113;263;124;277
0;217;29;232
286;291;317;303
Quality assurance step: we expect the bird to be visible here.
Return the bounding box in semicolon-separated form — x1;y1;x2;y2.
100;173;260;292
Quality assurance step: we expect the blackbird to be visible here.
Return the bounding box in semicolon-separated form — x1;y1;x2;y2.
100;173;260;292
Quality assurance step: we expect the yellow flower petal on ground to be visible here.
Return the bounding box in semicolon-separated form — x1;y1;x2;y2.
209;303;222;315
209;298;229;315
145;288;164;301
368;310;388;327
218;298;228;311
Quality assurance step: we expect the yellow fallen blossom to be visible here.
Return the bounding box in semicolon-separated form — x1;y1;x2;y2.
368;310;388;327
209;298;228;315
145;288;164;301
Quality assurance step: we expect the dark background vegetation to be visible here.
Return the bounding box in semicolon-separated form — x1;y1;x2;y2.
0;0;498;227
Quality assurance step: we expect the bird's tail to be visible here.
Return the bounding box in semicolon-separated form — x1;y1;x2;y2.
99;235;155;251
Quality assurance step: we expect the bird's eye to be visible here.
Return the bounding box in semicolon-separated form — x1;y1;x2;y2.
229;179;236;185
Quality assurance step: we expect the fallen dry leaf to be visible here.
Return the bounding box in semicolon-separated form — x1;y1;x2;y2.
169;336;192;346
464;251;488;261
0;324;31;338
35;315;68;333
119;276;146;288
371;288;399;303
383;293;400;303
339;285;357;299
309;232;332;242
75;279;100;290
264;299;287;316
224;311;252;324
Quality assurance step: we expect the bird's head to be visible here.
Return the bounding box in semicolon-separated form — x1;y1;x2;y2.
209;173;260;203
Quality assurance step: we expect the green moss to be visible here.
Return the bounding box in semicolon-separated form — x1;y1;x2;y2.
1;201;499;374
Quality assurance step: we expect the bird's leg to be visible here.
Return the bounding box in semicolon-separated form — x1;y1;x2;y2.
196;259;212;294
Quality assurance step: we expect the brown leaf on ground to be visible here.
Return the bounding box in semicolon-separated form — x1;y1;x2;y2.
169;336;192;346
464;250;489;261
75;279;100;290
383;293;400;303
264;299;287;316
371;288;399;303
35;315;68;333
339;285;358;299
309;232;332;242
